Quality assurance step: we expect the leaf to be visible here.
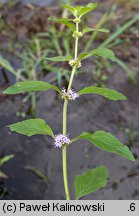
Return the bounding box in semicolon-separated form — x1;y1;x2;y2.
74;166;108;200
83;27;109;34
78;3;98;17
0;155;14;167
3;81;61;94
79;48;116;62
0;170;8;179
48;17;75;31
62;4;75;15
8;118;54;138
77;131;135;161
0;55;16;75
75;6;82;11
46;55;73;62
79;86;127;101
25;166;48;184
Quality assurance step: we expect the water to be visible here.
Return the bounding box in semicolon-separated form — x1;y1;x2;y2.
0;0;59;6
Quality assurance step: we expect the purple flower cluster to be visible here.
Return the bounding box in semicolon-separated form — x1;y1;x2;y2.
61;88;79;100
54;134;71;148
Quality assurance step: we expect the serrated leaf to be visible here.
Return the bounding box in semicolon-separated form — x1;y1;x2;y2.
0;55;16;74
62;4;75;14
83;27;109;34
0;155;14;167
48;17;75;31
79;48;116;62
79;86;127;100
77;131;135;161
3;81;61;94
46;55;72;62
8;119;54;138
74;166;108;200
0;170;8;179
78;3;98;17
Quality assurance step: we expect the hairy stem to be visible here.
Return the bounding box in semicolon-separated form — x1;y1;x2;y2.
62;21;79;200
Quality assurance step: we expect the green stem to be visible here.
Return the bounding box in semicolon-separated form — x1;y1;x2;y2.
67;66;76;92
62;21;79;200
62;99;70;200
31;92;36;118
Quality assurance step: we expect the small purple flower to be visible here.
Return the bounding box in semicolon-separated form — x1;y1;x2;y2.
54;134;71;148
61;88;79;101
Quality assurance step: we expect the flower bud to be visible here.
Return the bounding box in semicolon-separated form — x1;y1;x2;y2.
69;59;76;67
73;18;81;23
77;61;81;68
69;59;81;68
72;31;83;38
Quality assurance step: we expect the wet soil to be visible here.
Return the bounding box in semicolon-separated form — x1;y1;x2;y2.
0;1;139;200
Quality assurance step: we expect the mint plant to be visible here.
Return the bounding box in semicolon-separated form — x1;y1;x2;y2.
3;3;135;200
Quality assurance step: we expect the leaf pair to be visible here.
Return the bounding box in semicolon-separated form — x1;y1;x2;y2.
3;80;126;101
46;48;116;63
7;120;134;162
62;3;98;18
3;79;127;102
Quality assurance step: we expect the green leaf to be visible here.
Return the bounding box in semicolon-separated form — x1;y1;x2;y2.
79;86;127;100
0;55;16;75
77;131;135;161
48;17;75;31
75;6;82;11
3;81;61;94
0;155;14;167
79;48;116;62
0;170;8;179
78;3;98;17
8;118;54;138
62;3;98;17
83;27;109;34
74;166;108;200
46;55;73;62
62;4;75;15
